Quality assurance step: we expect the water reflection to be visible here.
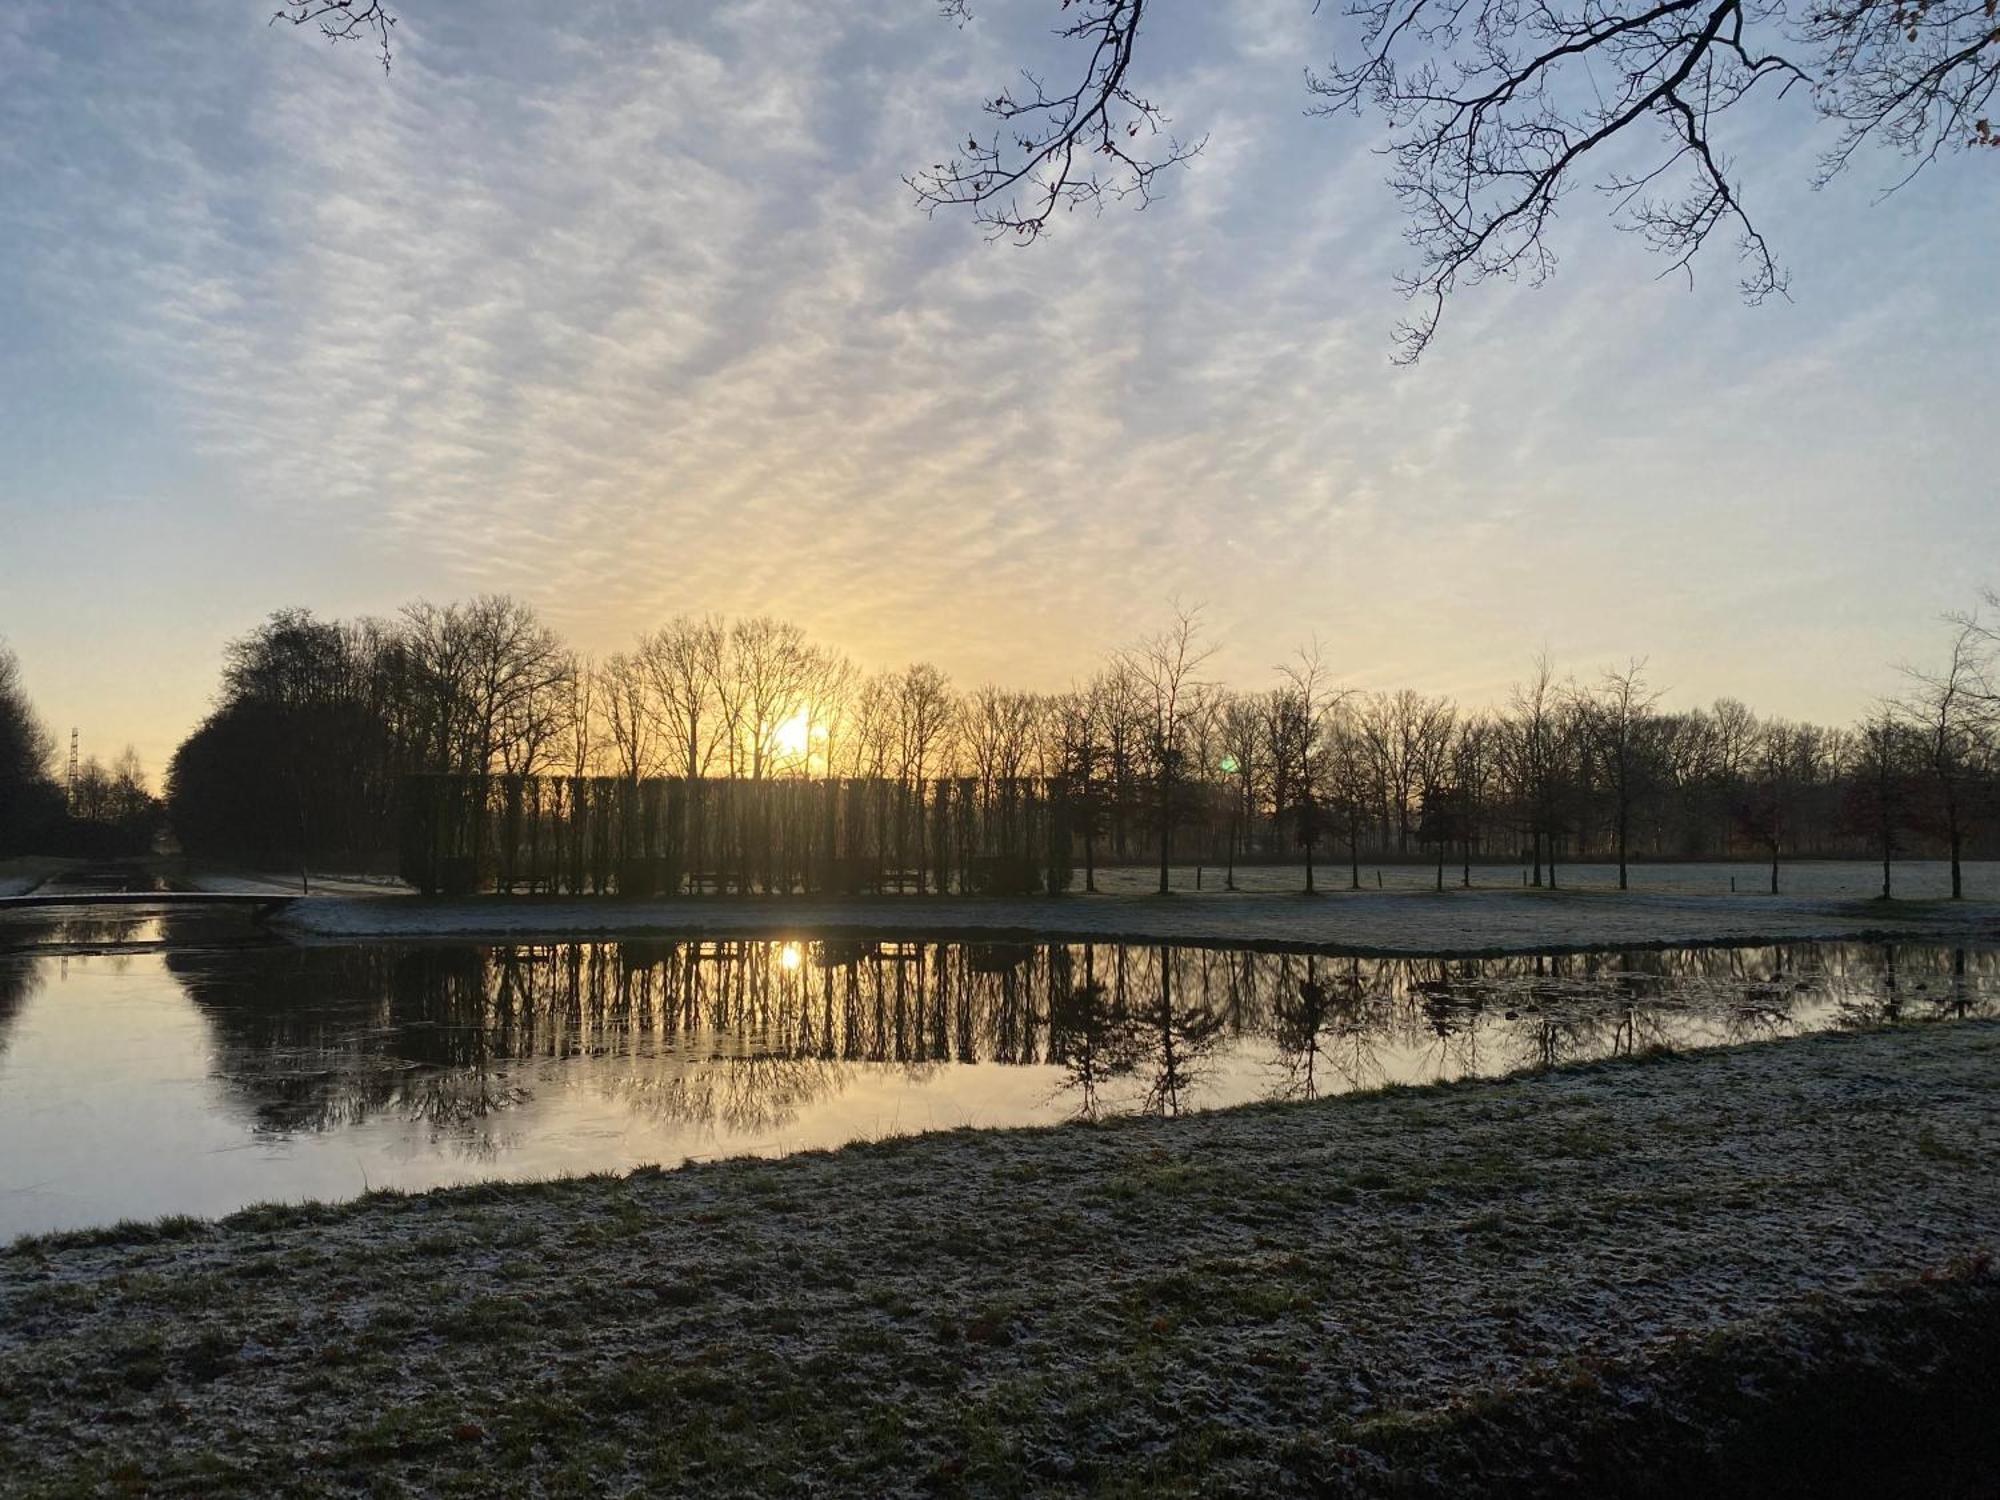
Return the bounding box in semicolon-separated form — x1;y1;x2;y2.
155;926;2000;1133
0;955;39;1061
0;914;1994;1238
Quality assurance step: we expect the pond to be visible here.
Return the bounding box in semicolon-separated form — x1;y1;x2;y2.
0;906;1994;1240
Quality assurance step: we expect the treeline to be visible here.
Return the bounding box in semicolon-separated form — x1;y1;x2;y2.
0;641;161;859
157;596;2000;896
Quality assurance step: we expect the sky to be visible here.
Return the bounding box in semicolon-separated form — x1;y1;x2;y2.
0;0;1993;776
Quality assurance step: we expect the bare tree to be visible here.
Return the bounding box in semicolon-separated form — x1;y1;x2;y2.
0;639;60;854
1324;702;1375;889
1095;659;1147;860
1123;603;1216;895
834;670;900;782
1276;640;1344;893
638;615;725;781
401;596;568;778
1735;718;1809;893
895;663;959;787
962;685;1044;804
893;663;959;890
1498;655;1575;886
1899;615;1992;899
1449;714;1495;886
599;651;659;783
1359;689;1456;855
1217;692;1268;891
494;648;576;779
1577;660;1664;890
802;652;858;782
1849;708;1916;898
561;655;600;780
729;618;820;782
1053;685;1111;891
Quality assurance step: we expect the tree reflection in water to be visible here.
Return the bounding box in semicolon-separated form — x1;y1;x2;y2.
133;918;2000;1149
0;953;40;1063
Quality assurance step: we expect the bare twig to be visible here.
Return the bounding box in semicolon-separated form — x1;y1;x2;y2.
270;0;396;72
907;0;1205;241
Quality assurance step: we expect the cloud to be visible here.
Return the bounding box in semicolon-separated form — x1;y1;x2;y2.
0;0;1994;751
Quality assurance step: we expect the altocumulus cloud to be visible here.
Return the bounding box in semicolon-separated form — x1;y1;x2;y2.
1;0;1994;719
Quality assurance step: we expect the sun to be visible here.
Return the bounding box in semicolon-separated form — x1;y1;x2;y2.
774;709;812;760
774;708;830;766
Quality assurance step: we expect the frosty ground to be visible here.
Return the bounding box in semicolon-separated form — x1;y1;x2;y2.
3;1023;1997;1497
272;884;2000;958
0;858;72;899
187;858;2000;902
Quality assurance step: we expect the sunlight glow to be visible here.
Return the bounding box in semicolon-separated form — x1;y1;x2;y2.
774;710;812;760
779;942;805;972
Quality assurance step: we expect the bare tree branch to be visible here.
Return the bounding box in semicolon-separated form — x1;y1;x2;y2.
1305;0;1812;357
921;0;1992;354
270;1;396;72
907;0;1205;241
262;2;1994;354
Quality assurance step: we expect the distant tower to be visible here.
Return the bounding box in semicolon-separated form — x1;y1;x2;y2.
67;728;78;809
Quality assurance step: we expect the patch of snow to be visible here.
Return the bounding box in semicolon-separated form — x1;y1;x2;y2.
274;888;2000;956
182;870;412;897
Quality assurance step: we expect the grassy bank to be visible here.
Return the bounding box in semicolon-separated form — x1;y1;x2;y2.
2;1025;1997;1496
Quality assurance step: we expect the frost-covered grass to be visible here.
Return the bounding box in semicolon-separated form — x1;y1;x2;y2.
277;885;2000;958
0;857;72;898
2;1024;1997;1496
1081;857;2000;901
176;868;412;897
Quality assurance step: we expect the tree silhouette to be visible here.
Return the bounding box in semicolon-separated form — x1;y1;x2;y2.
0;641;62;856
1123;604;1215;895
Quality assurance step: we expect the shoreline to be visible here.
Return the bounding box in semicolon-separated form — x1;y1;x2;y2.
270;886;2000;957
4;1022;1997;1494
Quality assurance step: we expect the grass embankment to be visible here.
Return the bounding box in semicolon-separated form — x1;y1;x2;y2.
2;1025;1998;1496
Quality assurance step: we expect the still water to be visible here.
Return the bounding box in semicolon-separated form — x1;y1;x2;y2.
1;907;1993;1240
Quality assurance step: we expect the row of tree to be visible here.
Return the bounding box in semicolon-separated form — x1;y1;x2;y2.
0;642;161;860
142;595;2000;897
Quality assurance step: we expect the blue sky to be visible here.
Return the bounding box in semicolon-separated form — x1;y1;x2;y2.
0;0;1993;773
